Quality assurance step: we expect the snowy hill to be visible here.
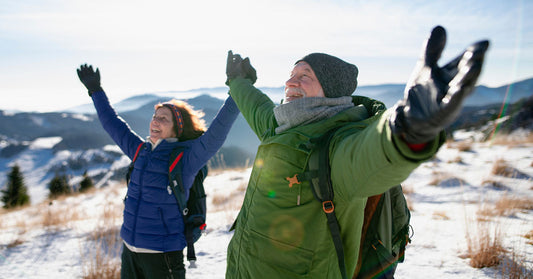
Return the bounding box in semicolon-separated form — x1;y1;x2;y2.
0;131;532;278
0;78;532;278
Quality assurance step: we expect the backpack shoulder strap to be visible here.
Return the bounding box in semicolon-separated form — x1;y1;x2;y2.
302;127;348;279
126;142;145;185
168;147;188;215
132;142;144;162
167;147;209;264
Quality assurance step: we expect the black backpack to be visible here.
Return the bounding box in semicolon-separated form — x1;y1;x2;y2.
297;128;412;279
127;142;208;266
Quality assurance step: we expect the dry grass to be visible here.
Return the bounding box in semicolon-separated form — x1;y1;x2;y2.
448;155;464;164
6;238;25;248
464;217;506;268
492;158;510;176
429;171;445;186
209;182;246;224
491;133;533;146
81;198;123;279
477;195;533;217
480;179;509;190
82;227;121;279
525;230;533;245
457;141;474;152
211;182;246;210
41;201;84;230
497;248;533;278
432;211;450;220
429;171;467;187
401;185;415;211
464;192;533;276
447;139;474;152
491;158;523;178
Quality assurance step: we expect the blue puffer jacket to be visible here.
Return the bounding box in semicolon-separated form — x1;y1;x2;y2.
92;91;239;252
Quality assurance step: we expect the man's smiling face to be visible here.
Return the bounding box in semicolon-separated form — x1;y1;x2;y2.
283;61;325;103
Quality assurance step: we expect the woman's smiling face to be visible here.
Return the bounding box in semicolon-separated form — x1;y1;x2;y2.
149;106;176;143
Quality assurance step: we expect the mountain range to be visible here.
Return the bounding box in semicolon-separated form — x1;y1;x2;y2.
0;77;531;204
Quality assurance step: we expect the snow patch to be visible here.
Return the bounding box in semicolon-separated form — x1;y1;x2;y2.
29;137;62;150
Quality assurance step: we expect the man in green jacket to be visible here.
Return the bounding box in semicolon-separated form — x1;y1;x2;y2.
224;26;489;279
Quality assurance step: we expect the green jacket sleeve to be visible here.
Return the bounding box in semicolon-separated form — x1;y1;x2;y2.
330;108;444;199
228;77;278;141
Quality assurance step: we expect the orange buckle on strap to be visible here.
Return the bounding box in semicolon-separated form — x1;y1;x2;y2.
322;201;334;213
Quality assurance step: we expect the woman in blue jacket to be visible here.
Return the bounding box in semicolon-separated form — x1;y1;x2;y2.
77;64;240;279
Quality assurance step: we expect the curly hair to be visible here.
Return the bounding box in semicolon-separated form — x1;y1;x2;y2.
154;99;206;141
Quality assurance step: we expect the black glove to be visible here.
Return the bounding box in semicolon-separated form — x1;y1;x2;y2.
390;26;490;144
76;64;103;96
225;50;257;86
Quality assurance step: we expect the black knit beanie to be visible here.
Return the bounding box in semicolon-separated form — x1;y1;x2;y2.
296;53;358;98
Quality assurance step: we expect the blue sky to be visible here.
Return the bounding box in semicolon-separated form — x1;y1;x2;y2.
1;0;531;112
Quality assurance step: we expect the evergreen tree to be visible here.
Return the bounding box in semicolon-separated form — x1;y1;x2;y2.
48;173;70;198
79;171;94;192
1;164;30;209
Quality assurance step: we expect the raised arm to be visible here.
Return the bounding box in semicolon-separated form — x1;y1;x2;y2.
76;64;143;159
181;96;240;176
332;26;490;198
226;51;278;140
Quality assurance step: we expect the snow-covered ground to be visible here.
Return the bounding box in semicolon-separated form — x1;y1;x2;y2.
0;134;532;278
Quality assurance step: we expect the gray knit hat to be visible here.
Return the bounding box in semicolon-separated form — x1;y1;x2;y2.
296;53;358;98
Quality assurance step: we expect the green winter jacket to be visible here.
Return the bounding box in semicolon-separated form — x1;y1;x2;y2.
226;78;443;279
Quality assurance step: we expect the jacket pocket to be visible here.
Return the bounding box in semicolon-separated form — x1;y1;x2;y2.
247;228;314;276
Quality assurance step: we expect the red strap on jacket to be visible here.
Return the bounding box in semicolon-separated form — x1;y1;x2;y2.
169;152;184;173
132;143;144;163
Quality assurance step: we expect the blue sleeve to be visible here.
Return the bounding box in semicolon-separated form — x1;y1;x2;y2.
91;90;144;159
182;96;240;175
